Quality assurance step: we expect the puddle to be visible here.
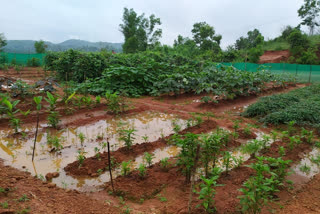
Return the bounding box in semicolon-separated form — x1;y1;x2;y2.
0;111;186;190
292;147;320;178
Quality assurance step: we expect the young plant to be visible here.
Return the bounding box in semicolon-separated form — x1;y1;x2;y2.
121;160;131;176
243;126;252;138
301;128;314;144
95;95;101;105
200;133;222;177
77;132;86;147
232;156;244;169
44;92;60;128
142;135;149;143
287;120;296;136
241;139;263;158
47;132;63;151
160;157;169;171
288;135;301;150
278;146;286;157
196;175;221;213
299;163;311;174
118;128;136;150
138;163;147;178
105;91;128;114
94;147;101;160
223;151;232;176
175;133;200;183
143;152;154;167
77;150;87;168
271;130;278;143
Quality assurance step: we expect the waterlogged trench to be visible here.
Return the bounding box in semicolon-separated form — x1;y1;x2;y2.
0;111;186;191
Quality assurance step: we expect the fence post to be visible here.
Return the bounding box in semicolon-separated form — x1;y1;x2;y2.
308;65;312;83
295;64;298;76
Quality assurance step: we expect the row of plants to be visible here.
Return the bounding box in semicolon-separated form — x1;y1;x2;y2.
243;84;320;128
44;50;296;98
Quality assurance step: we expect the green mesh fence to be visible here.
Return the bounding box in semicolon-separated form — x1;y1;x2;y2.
221;62;320;83
0;52;45;65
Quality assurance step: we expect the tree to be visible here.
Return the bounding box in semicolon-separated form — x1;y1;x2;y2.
173;35;200;57
235;29;264;50
287;29;310;56
0;33;7;52
191;22;222;52
298;0;320;35
119;8;162;53
34;40;47;53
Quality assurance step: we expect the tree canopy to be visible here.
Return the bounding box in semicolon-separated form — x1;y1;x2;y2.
298;0;320;35
34;40;47;53
191;22;222;53
119;8;162;53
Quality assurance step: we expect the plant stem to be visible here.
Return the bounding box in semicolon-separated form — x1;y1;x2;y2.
188;144;200;213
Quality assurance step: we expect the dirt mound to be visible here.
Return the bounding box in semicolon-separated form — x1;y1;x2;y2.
259;50;290;63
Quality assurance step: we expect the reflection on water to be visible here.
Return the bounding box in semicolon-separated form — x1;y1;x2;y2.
0;111;186;191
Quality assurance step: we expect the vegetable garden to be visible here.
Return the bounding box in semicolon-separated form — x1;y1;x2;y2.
0;52;320;214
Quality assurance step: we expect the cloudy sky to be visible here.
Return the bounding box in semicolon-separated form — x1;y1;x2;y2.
0;0;305;48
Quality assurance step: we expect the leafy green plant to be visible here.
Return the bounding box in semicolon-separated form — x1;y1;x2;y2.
160;157;169;171
105;91;128;114
175;133;200;183
0;201;8;209
299;163;311;174
77;150;87;167
138;163;147;177
223;151;232;176
47;132;63;151
200;133;222;177
121;161;131;176
242;139;263;158
77;132;86;147
118;128;136;150
143;152;154;167
44;92;60;128
196;175;222;213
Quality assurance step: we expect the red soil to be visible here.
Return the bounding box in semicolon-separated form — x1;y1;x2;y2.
0;68;318;213
259;50;290;64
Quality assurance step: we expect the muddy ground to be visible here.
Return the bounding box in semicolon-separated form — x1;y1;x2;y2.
0;68;319;214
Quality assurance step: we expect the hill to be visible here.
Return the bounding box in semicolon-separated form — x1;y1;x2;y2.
2;39;123;53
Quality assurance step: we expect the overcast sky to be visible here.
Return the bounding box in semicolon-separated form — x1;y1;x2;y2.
0;0;305;48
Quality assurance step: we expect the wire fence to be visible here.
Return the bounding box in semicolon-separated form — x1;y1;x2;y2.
0;52;319;83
